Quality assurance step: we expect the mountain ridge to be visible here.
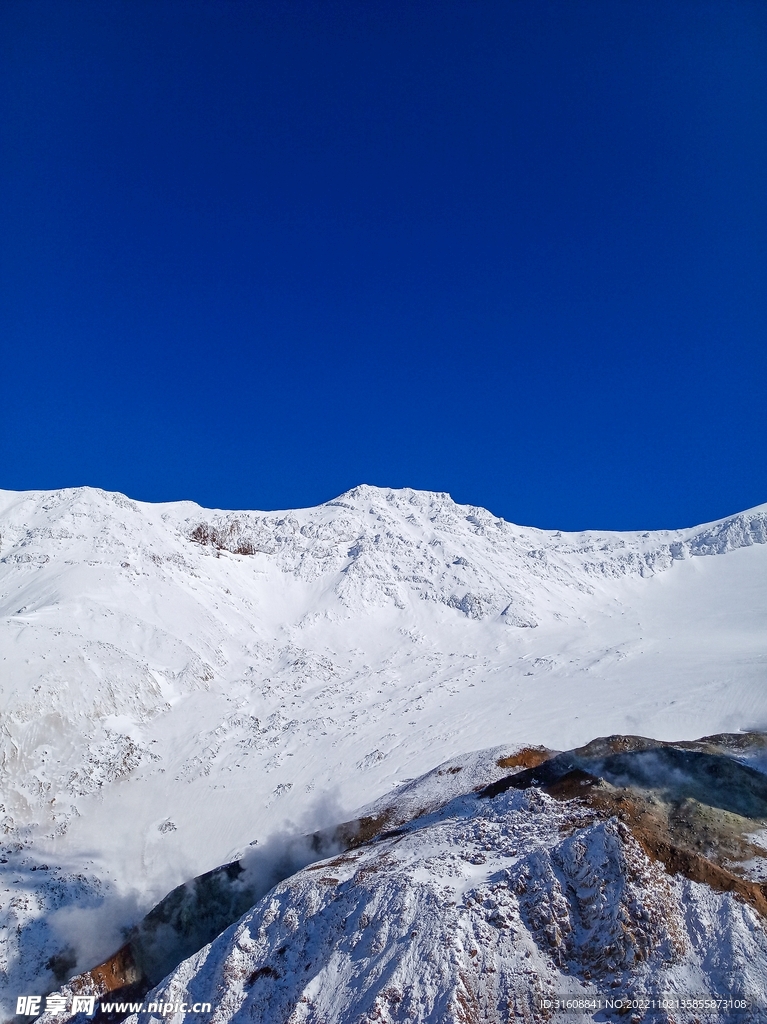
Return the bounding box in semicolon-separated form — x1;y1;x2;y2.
37;731;767;1024
1;485;766;1014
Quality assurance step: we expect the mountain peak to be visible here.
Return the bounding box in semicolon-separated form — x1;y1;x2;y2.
1;484;766;1014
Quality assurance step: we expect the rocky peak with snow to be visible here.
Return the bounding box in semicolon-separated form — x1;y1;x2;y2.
39;732;767;1024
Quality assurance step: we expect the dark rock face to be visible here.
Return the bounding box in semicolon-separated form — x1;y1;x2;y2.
482;732;767;917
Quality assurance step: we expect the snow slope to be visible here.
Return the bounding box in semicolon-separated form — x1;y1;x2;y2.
1;485;766;1009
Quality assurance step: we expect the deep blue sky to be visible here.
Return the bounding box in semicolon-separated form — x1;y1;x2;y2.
1;0;765;530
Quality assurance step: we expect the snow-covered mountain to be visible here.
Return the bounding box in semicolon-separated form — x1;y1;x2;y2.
36;733;767;1024
118;764;767;1024
1;485;766;1014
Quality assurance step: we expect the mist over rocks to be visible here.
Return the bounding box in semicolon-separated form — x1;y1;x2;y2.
1;484;766;1013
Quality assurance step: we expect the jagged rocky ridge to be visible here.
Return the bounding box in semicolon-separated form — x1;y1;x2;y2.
37;732;767;1024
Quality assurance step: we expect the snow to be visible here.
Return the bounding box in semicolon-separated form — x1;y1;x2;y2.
110;788;767;1024
0;484;766;1012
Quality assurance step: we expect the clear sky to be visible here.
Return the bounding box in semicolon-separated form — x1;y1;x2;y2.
1;0;765;530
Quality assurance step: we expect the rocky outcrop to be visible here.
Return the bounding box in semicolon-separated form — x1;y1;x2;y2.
37;733;767;1024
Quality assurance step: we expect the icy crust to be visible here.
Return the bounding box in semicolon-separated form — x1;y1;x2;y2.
113;789;767;1024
